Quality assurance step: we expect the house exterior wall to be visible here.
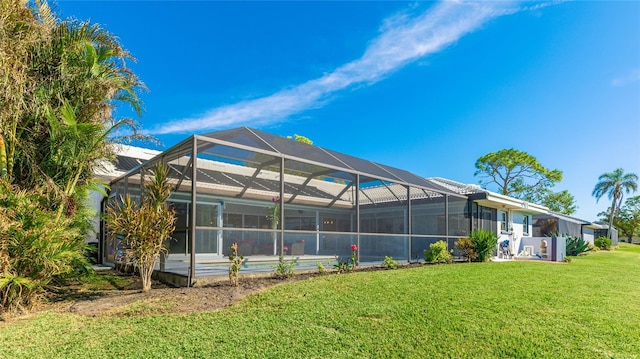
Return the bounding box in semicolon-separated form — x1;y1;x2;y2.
582;228;595;244
509;211;532;256
470;202;535;257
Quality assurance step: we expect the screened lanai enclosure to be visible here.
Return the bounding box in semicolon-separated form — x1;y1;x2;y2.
105;127;474;282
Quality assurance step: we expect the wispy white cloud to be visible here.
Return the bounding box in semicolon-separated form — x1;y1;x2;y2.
151;1;542;135
611;69;640;87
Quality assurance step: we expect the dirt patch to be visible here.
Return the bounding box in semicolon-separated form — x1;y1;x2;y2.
34;270;330;317
6;263;423;319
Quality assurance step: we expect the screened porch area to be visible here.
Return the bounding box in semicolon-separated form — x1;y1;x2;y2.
104;127;472;284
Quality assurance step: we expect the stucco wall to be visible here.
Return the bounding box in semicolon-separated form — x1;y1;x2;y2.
582;228;595;244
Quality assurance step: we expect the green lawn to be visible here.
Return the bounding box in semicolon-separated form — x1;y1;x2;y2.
2;245;639;359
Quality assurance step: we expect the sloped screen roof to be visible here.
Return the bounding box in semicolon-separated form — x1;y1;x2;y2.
200;127;454;195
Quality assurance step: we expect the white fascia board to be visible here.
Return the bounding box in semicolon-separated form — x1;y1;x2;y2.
590;222;612;230
478;191;548;214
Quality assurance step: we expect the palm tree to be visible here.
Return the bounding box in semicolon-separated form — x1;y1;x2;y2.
592;169;639;238
1;0;150;219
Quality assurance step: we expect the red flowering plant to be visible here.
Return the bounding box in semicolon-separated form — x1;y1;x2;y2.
350;244;358;268
333;243;358;273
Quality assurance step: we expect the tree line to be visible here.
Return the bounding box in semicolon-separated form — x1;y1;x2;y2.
474;149;638;239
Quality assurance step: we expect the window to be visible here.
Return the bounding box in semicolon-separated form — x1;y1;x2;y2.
499;210;508;232
522;215;529;235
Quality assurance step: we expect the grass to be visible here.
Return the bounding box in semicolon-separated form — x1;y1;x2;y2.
1;244;639;358
76;271;133;291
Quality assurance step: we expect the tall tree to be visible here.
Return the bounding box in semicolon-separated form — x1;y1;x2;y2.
0;0;45;182
0;0;147;311
598;196;640;242
474;148;567;204
618;196;640;242
541;190;577;215
592;168;638;239
1;0;146;207
516;185;577;215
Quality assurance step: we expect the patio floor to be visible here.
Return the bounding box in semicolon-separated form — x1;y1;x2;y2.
153;254;333;283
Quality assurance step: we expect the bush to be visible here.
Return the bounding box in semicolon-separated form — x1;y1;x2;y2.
0;183;90;314
469;229;498;262
333;257;354;273
382;256;399;269
105;164;176;292
274;256;296;279
455;237;478;263
424;240;452;264
594;236;612;250
566;236;591;256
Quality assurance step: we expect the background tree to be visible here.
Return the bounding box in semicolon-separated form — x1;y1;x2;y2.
592;168;638;239
618;196;640;242
598;196;640;242
540;190;577;215
1;0;146;205
287;134;313;145
105;164;176;292
474;149;575;211
516;186;577;215
475;149;563;197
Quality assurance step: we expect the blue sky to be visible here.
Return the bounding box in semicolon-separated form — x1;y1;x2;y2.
56;1;639;221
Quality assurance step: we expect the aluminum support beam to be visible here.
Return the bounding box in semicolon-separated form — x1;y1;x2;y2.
279;157;285;257
407;185;412;263
189;137;197;286
356;174;360;265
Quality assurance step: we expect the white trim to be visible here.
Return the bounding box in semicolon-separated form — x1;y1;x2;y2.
480;192;548;214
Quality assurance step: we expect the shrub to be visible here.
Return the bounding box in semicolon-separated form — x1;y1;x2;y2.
469;229;498;262
333;257;354;273
0;183;90;314
424;240;452;264
274;256;296;279
335;244;359;273
455;237;478;263
317;262;326;274
383;256;399;269
105;164;176;292
566;236;591;256
594;236;612;250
